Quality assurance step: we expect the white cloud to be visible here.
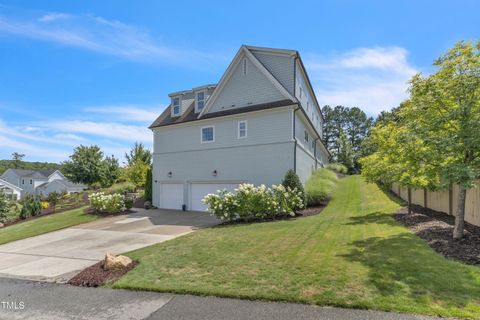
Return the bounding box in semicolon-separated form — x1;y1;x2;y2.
83;105;163;122
0;13;226;64
38;13;71;22
49;120;151;143
305;46;418;115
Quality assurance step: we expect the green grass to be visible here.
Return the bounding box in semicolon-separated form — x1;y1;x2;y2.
0;206;97;245
112;176;480;319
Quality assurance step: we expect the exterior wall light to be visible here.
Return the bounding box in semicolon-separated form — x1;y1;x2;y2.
168;172;172;178
212;170;217;177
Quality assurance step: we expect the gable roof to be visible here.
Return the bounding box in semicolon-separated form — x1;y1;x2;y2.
197;45;297;118
5;169;58;179
149;99;294;129
0;178;23;192
37;179;86;190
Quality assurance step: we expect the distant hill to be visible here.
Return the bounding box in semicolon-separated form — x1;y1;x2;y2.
0;160;63;175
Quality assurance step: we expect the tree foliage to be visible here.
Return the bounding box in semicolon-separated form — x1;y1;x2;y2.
11;152;25;169
62;145;120;188
125;142;152;166
0;191;8;223
322;105;373;172
124;159;149;188
360;41;480;239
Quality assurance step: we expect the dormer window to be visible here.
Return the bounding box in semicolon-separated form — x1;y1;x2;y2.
196;91;205;112
172;97;181;116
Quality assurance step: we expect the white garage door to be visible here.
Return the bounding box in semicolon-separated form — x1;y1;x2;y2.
159;183;184;210
190;183;239;211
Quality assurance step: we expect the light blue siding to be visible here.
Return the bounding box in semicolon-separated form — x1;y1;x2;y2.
252;51;295;95
208;54;285;113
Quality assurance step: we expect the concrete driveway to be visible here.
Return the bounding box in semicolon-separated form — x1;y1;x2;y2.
0;209;218;282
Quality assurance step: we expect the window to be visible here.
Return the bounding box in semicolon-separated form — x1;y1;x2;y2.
30;179;33;185
311;140;315;149
196;92;205;112
201;126;214;143
299;86;302;98
21;179;24;185
238;121;247;138
243;58;247;75
304;130;309;143
172;97;180;116
307;101;310;112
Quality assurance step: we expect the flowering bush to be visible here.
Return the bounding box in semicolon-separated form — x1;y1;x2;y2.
41;201;49;209
202;183;304;222
89;192;125;214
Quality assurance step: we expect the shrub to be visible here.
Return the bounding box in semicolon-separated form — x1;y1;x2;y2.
19;196;42;219
89;192;125;214
282;169;305;210
124;198;134;210
144;167;152;202
202;183;304;222
305;169;338;206
0;191;8;223
326;163;348;175
41;201;49;209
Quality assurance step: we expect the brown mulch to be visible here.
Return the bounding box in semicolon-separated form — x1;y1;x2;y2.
394;206;480;265
68;261;138;287
298;205;326;217
83;207;133;217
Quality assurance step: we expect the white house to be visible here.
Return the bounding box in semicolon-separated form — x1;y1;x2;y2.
0;169;86;199
150;45;330;211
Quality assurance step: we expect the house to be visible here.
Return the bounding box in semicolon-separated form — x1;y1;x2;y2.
150;45;330;211
0;169;86;199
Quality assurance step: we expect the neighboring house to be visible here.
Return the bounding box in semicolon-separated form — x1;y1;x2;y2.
0;169;86;199
150;45;330;211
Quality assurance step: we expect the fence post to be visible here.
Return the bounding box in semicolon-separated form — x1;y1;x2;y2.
408;187;412;214
449;184;453;216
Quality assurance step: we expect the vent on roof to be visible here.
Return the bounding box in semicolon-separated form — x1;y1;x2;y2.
243;58;247;75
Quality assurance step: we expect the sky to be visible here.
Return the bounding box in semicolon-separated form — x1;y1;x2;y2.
0;0;478;163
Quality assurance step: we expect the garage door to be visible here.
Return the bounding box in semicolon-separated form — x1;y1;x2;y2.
190;183;239;211
159;183;184;210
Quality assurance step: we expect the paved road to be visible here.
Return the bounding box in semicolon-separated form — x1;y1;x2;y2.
0;208;218;282
0;277;443;320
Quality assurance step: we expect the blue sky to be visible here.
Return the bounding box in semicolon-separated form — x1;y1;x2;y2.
0;0;478;163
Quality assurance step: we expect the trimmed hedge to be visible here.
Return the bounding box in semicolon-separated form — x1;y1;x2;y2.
305;169;339;206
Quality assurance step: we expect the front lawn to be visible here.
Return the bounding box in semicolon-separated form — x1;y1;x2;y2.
0;206;97;245
113;176;480;319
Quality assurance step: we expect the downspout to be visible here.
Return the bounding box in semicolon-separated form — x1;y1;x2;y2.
314;138;319;170
293;55;298;173
293;107;299;173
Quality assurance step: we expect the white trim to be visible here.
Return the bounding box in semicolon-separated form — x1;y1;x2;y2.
0;178;23;192
195;90;206;113
152;104;295;131
237;120;247;139
171;96;181;117
200;125;215;143
198;46;296;118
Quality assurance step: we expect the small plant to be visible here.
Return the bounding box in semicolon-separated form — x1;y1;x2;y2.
47;192;60;212
326;163;348;175
41;201;49;209
89;192;125;214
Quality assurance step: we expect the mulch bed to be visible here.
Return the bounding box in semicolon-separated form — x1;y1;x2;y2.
83;207;133;217
394;206;480;265
68;261;138;287
298;205;325;217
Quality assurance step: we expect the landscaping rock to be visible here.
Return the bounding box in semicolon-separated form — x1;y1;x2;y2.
144;201;151;210
104;253;132;271
0;223;4;228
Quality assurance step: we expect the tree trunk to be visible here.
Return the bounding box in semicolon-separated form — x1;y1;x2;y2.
453;186;467;239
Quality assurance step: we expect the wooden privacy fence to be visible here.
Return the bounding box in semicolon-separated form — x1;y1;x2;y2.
391;182;480;227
